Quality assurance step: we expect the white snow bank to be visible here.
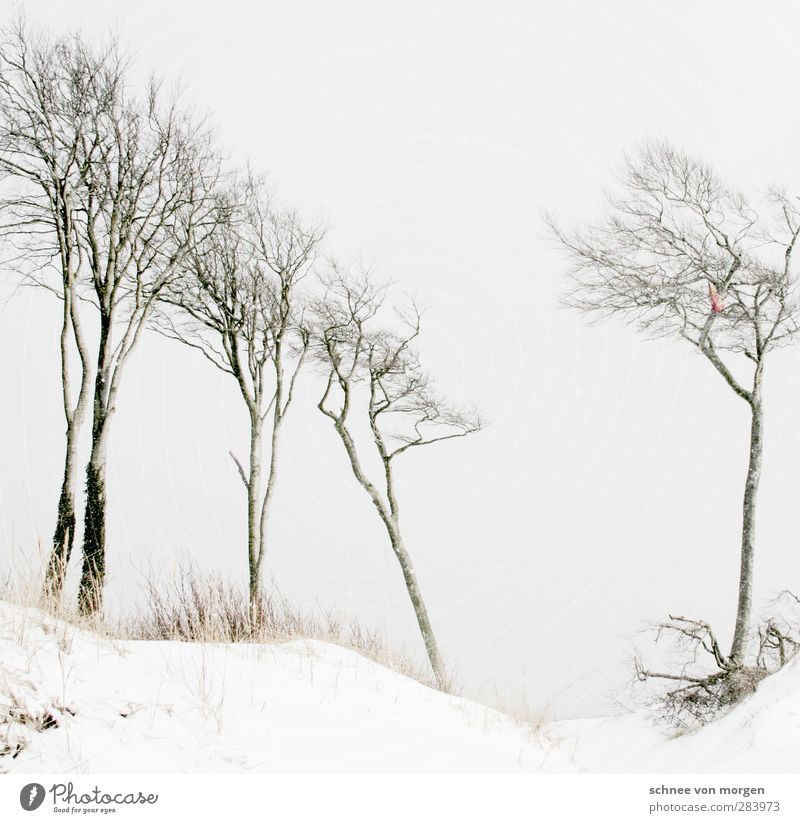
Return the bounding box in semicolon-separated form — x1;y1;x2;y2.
0;602;570;773
5;600;799;774
544;656;800;772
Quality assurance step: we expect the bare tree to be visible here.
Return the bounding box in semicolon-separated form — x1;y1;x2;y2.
157;177;323;611
312;268;483;689
72;66;221;613
551;141;800;666
0;20;122;599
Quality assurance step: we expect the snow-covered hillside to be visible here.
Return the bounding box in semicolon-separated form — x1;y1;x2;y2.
0;602;571;773
3;600;800;774
548;654;800;773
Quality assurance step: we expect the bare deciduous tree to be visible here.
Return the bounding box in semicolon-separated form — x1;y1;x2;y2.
157;177;323;611
0;20;122;599
312;268;483;689
72;66;221;613
552;141;800;666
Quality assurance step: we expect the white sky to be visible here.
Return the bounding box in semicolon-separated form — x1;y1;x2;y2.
3;0;800;719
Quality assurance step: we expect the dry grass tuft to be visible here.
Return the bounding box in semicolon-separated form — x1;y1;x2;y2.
0;558;446;693
128;563;444;690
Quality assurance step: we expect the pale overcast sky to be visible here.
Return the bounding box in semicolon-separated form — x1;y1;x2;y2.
2;0;800;718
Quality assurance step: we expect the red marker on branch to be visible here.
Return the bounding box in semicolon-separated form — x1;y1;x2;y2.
708;281;725;313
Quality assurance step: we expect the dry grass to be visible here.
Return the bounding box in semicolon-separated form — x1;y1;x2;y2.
0;552;108;641
127;563;444;690
0;558;445;693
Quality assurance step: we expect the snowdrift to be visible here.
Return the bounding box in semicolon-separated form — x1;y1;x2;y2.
549;653;800;773
0;602;569;773
3;600;799;774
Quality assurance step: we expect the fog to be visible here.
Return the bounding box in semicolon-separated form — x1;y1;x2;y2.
2;0;800;718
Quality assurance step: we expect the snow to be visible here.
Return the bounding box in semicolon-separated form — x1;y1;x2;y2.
548;656;800;773
3;600;800;774
0;602;570;773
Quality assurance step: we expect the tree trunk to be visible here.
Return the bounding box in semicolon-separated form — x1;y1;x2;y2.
78;317;112;616
330;419;448;689
45;274;91;603
387;523;447;690
729;371;764;663
247;415;263;616
45;424;80;601
256;415;282;596
78;428;109;615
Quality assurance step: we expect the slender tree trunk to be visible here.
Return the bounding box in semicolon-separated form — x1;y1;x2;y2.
78;317;112;616
46;288;80;601
729;366;764;663
331;419;447;689
256;415;282;592
79;420;110;615
247;414;263;615
46;277;92;602
46;423;80;600
386;521;447;689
